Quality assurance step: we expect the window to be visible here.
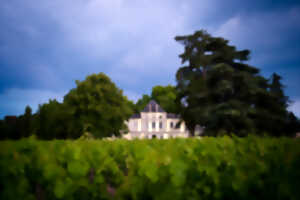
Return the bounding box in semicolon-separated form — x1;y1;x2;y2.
170;122;174;128
175;123;180;129
151;104;156;112
152;122;156;128
159;122;163;129
134;121;137;128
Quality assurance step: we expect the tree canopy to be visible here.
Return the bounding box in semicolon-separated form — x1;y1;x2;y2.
1;31;299;140
63;73;133;138
151;85;179;113
34;100;77;139
0;106;34;139
175;30;298;136
134;94;152;113
1;73;135;140
134;85;179;114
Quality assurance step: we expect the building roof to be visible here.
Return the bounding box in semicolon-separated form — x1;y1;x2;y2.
142;100;165;112
130;113;141;119
166;113;180;119
129;101;181;119
4;116;17;124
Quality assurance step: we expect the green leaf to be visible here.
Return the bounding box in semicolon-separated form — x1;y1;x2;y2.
170;159;187;187
54;180;65;198
67;161;89;178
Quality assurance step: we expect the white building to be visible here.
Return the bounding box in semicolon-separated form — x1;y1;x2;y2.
123;100;191;139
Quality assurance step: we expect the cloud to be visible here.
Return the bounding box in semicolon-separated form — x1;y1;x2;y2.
212;6;300;103
36;0;198;90
0;0;198;92
0;88;65;118
213;7;300;66
38;0;191;58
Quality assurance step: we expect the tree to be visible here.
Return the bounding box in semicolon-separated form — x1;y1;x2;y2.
63;73;134;138
285;112;300;136
19;105;33;138
175;30;294;136
133;85;179;113
35;100;76;139
0;116;18;139
0;106;34;140
134;94;151;112
0;119;10;140
151;85;179;113
252;73;289;136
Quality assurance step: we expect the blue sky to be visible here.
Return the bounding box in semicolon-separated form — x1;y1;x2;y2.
0;0;300;118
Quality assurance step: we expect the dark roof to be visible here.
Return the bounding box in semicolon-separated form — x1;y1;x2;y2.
142;100;165;112
167;113;180;119
4;116;17;124
130;113;141;119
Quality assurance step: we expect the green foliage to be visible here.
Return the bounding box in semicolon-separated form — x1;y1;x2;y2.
151;85;179;113
0;137;299;200
175;30;298;136
22;106;33;138
134;94;151;112
63;73;134;138
78;132;95;140
35;100;79;139
0;73;134;140
0;119;13;139
134;85;179;113
0;106;34;140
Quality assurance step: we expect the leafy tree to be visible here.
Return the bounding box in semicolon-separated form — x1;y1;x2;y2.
134;94;151;112
174;30;295;136
1;73;135;140
34;100;77;139
134;85;179;113
18;106;34;138
0;119;10;140
0;115;23;140
151;85;179;113
63;73;134;138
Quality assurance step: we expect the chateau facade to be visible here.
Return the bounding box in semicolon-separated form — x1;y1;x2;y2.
123;100;190;139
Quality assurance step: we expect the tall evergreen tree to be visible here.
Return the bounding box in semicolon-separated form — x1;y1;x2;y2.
175;30;294;136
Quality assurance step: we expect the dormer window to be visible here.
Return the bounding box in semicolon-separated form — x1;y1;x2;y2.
151;104;156;112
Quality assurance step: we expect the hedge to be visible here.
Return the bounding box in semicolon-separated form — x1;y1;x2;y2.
0;136;299;200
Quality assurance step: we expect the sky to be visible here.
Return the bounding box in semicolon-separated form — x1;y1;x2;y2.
0;0;300;118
